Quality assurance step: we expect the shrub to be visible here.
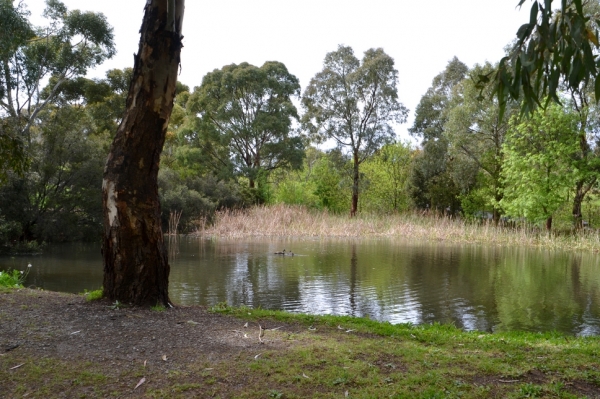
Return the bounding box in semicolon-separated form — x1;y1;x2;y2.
0;264;31;288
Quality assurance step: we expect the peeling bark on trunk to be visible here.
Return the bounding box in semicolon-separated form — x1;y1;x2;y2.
101;0;184;307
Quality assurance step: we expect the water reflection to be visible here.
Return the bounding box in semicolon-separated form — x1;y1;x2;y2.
1;237;599;335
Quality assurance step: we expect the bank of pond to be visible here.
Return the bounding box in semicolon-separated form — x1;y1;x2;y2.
1;236;599;336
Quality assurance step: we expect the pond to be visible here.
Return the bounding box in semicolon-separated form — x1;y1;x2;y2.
2;237;600;336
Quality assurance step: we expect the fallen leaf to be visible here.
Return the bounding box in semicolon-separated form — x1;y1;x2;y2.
143;360;147;368
162;355;167;361
302;373;310;379
345;329;355;333
134;377;146;390
345;390;349;397
254;353;262;359
243;322;248;328
9;363;25;370
70;331;81;335
186;320;198;325
243;333;248;338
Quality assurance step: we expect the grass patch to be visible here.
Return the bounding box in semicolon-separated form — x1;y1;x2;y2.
151;303;166;312
83;288;103;301
197;204;600;252
205;304;600;398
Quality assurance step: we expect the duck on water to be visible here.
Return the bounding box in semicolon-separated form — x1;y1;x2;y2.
274;249;294;256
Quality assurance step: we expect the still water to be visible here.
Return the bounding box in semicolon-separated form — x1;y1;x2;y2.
2;237;600;336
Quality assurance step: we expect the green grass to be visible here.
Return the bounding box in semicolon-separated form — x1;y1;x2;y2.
83;288;103;301
205;304;600;398
151;303;166;312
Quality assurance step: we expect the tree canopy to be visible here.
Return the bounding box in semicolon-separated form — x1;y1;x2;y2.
501;104;581;230
0;0;114;181
186;61;304;193
302;45;408;216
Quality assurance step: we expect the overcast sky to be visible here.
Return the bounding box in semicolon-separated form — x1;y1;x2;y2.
24;0;529;141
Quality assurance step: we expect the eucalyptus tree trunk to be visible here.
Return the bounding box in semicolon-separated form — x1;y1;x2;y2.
101;0;184;307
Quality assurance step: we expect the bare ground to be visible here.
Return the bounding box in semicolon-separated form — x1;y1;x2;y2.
0;289;303;398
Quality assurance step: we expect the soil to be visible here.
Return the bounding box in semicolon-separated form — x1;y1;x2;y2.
0;289;302;398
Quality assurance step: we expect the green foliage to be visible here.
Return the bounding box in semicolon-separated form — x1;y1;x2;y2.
310;152;350;213
0;0;115;179
302;45;408;214
0;264;31;288
410;57;468;143
84;288;103;301
186;61;304;190
0;105;107;243
0;2;116;244
501;104;581;226
491;0;600;117
408;145;463;213
360;142;413;213
268;147;351;213
408;57;469;212
445;62;519;220
158;168;248;232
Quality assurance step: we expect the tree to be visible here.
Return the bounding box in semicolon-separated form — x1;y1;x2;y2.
408;57;468;213
489;1;600;228
302;45;408;216
101;0;184;307
361;142;413;213
186;61;304;195
0;0;115;181
445;62;518;223
501;104;581;231
0;105;106;242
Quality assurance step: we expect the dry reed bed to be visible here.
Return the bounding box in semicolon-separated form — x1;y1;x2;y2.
197;204;600;251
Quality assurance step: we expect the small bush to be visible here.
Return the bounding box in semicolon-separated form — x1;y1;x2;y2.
0;264;31;288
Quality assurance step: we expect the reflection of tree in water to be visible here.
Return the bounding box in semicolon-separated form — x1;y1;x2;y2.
168;239;600;334
221;243;303;310
567;255;600;336
491;249;600;334
350;244;357;316
404;245;500;332
167;235;180;261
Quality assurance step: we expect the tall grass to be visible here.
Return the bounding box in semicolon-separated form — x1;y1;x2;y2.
196;204;600;251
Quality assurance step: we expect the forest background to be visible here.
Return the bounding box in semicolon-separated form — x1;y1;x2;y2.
2;0;600;252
